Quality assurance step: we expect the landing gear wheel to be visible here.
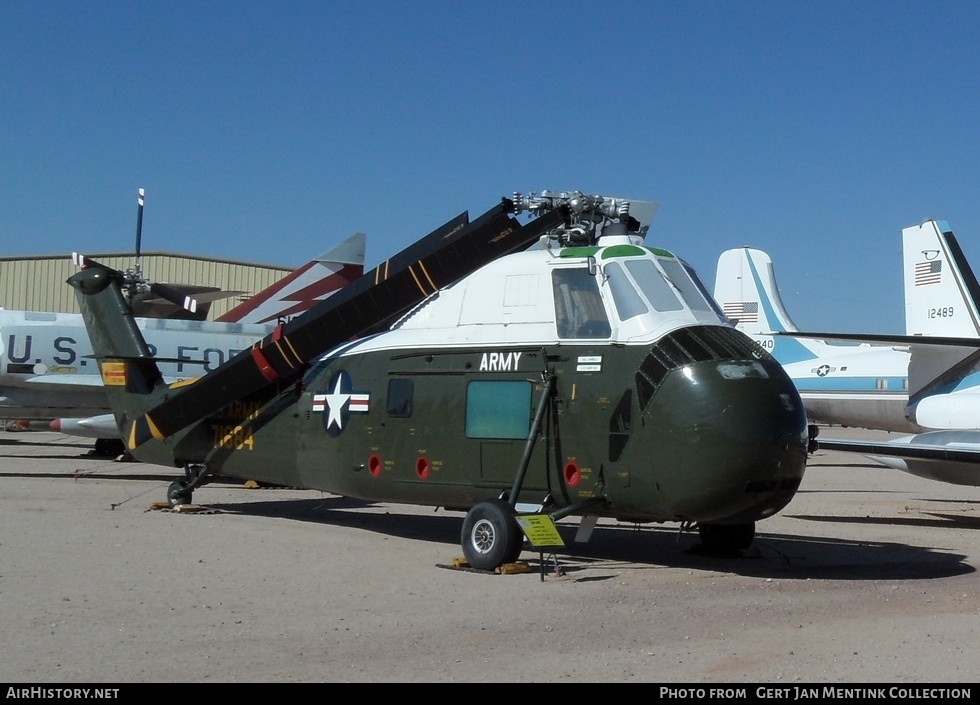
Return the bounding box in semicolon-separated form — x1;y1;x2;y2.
167;480;192;509
461;499;523;571
697;522;755;554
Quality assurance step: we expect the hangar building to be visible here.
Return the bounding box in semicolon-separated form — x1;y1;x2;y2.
0;252;292;320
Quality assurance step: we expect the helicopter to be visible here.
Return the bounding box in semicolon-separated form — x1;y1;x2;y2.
67;190;812;571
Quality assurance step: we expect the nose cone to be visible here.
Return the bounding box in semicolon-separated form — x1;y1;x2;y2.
638;357;808;523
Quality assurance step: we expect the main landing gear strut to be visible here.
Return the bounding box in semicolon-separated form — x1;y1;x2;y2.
460;372;556;572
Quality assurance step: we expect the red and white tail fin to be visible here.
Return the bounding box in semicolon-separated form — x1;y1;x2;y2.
216;232;366;324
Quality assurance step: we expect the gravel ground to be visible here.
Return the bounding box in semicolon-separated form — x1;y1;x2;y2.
0;428;977;684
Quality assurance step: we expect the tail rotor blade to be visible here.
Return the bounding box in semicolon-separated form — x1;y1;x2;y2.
72;253;197;313
72;252;109;270
149;282;198;314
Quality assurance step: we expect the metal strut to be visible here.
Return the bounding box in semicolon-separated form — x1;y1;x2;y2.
503;370;556;508
179;463;211;493
167;462;213;507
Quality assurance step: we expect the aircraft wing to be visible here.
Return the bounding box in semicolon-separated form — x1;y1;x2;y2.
25;373;193;387
776;331;980;348
817;436;980;463
817;431;980;486
22;374;105;387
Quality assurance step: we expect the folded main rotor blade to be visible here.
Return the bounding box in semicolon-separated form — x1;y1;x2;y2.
133;198;566;443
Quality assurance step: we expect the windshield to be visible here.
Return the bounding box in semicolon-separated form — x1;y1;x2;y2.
623;259;684;312
657;259;716;314
604;256;727;326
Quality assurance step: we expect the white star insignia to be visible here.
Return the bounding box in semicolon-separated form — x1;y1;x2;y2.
325;374;351;430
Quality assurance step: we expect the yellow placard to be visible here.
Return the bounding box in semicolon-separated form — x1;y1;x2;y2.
101;362;127;386
516;515;565;550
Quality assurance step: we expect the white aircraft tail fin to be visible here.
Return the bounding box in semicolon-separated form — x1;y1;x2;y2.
902;220;980;399
714;247;823;364
216;232;366;324
714;247;798;333
903;220;980;336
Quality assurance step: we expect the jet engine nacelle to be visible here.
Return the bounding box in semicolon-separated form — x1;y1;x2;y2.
910;391;980;430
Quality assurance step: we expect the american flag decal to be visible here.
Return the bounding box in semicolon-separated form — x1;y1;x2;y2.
915;260;942;286
722;301;759;323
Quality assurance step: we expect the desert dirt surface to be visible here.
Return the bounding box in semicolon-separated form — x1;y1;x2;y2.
0;427;978;685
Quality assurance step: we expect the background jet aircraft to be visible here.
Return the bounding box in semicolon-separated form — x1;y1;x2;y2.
66;189;811;570
715;219;980;486
215;231;365;325
2;233;365;455
713;246;915;432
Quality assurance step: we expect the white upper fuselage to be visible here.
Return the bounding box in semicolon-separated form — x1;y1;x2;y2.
327;235;730;358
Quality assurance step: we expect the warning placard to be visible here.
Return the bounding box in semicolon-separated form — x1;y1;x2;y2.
516;515;565;550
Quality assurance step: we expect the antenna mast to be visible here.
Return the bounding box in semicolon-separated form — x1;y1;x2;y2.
134;188;145;281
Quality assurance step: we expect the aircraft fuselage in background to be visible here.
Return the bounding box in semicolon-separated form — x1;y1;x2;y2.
0;310;273;419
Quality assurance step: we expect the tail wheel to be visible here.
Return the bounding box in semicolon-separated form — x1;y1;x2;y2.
167;480;192;509
697;522;755;554
461;499;524;571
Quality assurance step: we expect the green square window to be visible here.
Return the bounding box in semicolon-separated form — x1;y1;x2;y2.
466;380;531;439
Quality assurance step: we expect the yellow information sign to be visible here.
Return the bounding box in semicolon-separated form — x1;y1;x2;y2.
101;362;127;386
516;515;565;550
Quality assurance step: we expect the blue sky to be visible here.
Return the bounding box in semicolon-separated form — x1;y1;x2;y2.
3;1;980;333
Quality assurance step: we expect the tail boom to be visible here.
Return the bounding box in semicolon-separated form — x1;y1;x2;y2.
67;266;173;456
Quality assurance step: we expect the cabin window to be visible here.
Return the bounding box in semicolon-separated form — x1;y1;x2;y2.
552;268;611;339
387;378;414;417
465;380;532;439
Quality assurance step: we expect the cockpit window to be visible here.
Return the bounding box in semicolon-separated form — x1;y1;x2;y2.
658;258;718;315
681;259;729;319
623;259;684;312
604;261;648;321
552;268;611;339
